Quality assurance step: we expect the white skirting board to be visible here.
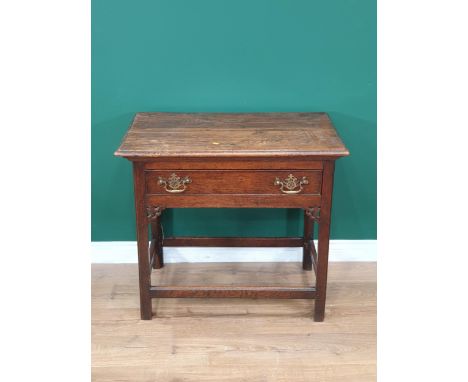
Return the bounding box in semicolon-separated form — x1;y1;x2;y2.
91;240;376;263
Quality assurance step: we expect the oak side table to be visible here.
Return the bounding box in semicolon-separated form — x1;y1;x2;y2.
115;112;349;321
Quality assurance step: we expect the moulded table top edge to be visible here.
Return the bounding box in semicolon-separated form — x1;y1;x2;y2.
114;150;350;159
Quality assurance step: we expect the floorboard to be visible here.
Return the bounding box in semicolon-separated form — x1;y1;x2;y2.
92;262;376;382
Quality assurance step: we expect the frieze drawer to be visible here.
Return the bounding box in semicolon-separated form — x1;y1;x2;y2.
145;170;322;195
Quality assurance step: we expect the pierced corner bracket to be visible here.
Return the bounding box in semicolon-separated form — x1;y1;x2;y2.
305;207;320;222
146;206;163;222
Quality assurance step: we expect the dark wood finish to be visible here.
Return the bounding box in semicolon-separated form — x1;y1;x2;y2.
143;158;324;170
163;237;304;247
314;161;335;322
116;112;349;321
115;113;349;159
146;206;164;269
150;286;316;299
145;170;322;195
132;162;152;320
150;215;164;269
145;194;322;208
302;209;314;271
311;238;318;274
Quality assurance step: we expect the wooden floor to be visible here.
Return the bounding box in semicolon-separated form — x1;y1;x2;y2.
92;262;376;382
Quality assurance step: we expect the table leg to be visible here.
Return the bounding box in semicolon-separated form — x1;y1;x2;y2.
314;160;335;322
133;162;152;320
150;211;164;269
302;209;313;271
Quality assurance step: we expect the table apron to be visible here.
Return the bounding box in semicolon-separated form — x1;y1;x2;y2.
145;194;322;208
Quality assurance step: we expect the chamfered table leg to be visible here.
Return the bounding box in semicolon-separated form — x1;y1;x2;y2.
314;160;335;322
150;210;164;269
302;209;313;270
133;162;152;320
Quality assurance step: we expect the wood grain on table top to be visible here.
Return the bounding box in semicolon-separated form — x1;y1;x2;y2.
115;113;349;158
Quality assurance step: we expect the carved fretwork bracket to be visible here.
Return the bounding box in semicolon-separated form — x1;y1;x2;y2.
146;206;162;222
305;207;320;223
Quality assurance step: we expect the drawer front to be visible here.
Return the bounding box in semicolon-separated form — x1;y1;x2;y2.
145;170;322;195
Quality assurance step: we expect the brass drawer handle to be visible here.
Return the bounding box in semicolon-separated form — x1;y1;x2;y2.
274;174;309;194
158;173;191;193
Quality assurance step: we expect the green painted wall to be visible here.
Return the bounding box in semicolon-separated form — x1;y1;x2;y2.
92;0;376;241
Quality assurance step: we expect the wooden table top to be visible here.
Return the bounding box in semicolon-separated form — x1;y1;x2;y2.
115;112;349;158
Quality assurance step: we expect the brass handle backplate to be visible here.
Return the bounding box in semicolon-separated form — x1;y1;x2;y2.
158;173;191;193
274;174;309;194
